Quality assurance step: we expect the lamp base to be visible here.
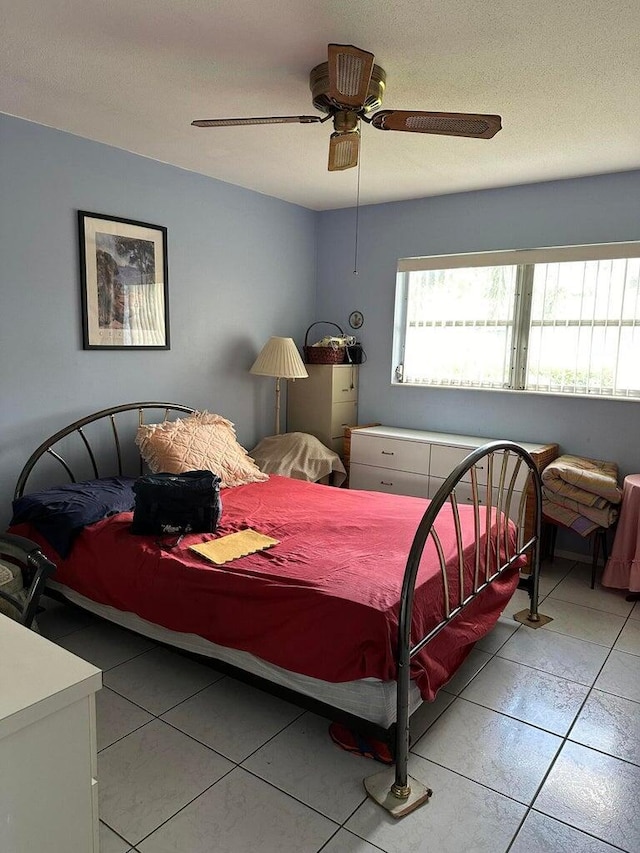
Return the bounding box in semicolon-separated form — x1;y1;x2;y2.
274;377;281;435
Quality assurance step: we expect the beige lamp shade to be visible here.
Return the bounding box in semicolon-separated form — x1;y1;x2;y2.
250;337;308;379
250;337;307;434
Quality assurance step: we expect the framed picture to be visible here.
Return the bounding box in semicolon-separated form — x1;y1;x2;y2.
78;211;170;349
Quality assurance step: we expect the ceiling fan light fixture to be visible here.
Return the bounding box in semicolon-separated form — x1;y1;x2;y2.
332;110;359;133
328;131;360;171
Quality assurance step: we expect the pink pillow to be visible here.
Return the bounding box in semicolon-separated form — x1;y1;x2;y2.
136;411;268;489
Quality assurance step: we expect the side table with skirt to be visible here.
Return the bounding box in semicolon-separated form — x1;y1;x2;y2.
602;473;640;600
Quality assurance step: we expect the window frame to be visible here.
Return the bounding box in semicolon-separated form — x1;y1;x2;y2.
393;242;640;400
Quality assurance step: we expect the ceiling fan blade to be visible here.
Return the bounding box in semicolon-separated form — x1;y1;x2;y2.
191;115;323;128
370;110;502;139
328;131;360;171
327;44;374;111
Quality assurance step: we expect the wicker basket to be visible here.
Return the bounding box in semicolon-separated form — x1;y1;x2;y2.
303;322;347;364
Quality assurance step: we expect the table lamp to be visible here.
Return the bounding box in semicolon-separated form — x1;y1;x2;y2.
250;337;308;435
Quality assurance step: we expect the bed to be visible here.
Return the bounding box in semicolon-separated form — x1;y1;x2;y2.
4;401;543;817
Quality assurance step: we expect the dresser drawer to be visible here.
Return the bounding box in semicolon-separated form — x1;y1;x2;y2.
428;476;484;502
349;463;429;497
429;444;530;491
429;477;525;521
330;366;358;402
351;434;430;475
429;444;478;482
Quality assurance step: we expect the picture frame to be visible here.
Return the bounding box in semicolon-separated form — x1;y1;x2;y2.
78;211;170;350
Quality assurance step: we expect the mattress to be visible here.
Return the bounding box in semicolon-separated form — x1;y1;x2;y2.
48;579;423;728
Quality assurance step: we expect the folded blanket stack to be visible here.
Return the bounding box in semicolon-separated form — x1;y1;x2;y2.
541;454;622;537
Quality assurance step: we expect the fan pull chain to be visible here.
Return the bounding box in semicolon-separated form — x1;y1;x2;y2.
353;133;362;276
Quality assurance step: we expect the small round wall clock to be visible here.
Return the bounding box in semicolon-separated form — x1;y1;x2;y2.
349;310;364;330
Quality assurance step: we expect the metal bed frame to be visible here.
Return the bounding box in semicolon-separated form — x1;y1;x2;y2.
5;401;543;818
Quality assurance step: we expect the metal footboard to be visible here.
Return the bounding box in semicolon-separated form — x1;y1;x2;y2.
364;440;543;817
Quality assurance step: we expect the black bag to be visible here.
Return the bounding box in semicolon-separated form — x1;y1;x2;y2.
131;470;222;536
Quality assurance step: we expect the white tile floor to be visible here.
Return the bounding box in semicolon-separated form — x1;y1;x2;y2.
37;557;640;853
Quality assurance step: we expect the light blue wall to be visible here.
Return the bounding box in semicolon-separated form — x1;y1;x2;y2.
3;112;640;551
0;114;317;526
316;173;640;481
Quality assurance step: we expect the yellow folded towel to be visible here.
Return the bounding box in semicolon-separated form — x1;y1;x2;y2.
541;454;622;505
190;529;279;565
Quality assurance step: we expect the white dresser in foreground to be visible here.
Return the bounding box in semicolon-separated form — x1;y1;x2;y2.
0;615;102;853
349;425;558;555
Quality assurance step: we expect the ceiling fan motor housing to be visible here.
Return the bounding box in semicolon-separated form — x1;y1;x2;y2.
309;62;387;115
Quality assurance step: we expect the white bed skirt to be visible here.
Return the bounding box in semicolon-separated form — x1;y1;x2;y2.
48;580;423;729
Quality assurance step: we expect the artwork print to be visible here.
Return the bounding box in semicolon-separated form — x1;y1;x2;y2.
78;211;169;349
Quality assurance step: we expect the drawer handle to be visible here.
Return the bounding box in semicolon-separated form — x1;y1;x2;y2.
380;480;393;486
381;450;395;456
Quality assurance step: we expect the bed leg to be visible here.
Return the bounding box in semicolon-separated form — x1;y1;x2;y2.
363;769;432;818
364;660;432;817
514;538;553;628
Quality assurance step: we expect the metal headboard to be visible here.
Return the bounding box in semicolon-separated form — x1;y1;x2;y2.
14;401;195;499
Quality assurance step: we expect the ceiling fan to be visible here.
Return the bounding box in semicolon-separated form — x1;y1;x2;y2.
192;43;502;172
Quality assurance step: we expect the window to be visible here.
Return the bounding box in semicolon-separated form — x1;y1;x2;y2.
393;243;640;399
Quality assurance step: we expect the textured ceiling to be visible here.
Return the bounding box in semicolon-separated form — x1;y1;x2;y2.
3;0;640;210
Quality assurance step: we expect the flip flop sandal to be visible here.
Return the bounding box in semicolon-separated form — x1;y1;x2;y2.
328;722;394;765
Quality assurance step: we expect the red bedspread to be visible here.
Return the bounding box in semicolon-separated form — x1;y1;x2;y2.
14;475;521;700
